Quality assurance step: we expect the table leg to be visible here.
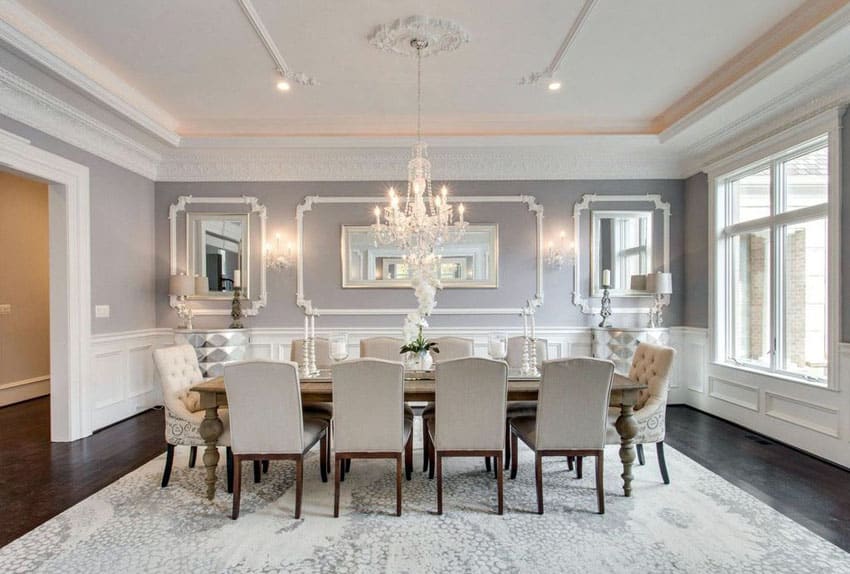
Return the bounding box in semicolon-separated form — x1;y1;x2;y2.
198;406;223;500
615;404;638;497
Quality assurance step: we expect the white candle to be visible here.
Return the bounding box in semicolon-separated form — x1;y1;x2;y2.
602;269;611;288
522;311;528;338
458;203;465;223
374;206;381;226
531;312;536;339
304;316;309;340
310;315;316;339
233;269;241;288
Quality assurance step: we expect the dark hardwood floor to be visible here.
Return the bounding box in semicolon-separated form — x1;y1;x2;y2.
0;397;165;548
1;399;848;553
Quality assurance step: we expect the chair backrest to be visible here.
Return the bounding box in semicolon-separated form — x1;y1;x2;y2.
224;361;304;455
153;344;203;414
332;359;405;453
290;338;332;370
505;336;548;369
435;357;507;451
431;336;474;362
535;358;615;451
359;336;404;361
629;342;676;410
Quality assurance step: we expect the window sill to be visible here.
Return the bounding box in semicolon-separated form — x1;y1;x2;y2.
711;361;833;391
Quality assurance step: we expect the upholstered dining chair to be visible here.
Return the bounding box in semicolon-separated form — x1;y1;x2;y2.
604;342;676;484
509;358;615;514
290;338;334;424
224;360;329;520
503;336;548;469
331;359;413;517
359;336;405;361
153;344;233;492
425;357;508;515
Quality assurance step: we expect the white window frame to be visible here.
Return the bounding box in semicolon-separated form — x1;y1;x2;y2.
707;109;842;390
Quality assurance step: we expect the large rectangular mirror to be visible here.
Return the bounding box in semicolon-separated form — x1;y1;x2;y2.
187;213;249;298
591;210;653;296
341;224;499;288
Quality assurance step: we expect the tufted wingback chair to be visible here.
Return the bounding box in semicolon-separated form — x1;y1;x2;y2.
606;342;676;484
154;344;231;489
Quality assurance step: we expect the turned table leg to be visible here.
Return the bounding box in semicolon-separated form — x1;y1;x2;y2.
199;405;224;500
615;403;638;497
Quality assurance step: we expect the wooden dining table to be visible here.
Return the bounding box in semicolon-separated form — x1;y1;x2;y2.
191;370;646;501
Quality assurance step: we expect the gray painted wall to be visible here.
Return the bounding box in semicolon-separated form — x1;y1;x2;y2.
0;116;157;335
683;173;709;328
155;180;685;330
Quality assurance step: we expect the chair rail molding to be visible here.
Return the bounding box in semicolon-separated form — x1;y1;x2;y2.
295;194;543;317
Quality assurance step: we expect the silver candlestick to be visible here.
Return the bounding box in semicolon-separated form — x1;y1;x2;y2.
598;286;612;328
229;287;244;329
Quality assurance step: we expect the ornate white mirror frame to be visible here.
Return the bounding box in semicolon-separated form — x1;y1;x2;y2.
169;195;268;316
295;195;543;316
572;193;670;314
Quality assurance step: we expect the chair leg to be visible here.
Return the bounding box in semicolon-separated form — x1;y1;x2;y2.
226;447;234;493
576;456;583;479
396;453;403;517
567;456;574;471
422;418;430;473
340;457;346;482
535;452;543;515
485;456;492;472
319;434;328;483
333;455;341;518
504;423;511;470
595;453;605;514
294;456;303;519
428;443;435;480
657;442;670;484
510;430;519;480
231;456;242;520
253;460;261;483
405;432;413;481
345;459;351;472
436;452;443;515
496;453;504;516
161;444;175;488
262;460;269;474
636;443;646;466
188;446;197;468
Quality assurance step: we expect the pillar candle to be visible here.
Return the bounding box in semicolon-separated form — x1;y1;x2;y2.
304;316;309;340
233;269;241;288
602;269;611;288
310;315;316;339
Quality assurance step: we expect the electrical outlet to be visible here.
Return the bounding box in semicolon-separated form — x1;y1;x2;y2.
95;305;110;318
0;304;10;315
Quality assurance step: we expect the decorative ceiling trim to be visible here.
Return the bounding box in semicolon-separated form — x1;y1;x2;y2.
0;65;160;179
0;0;180;145
657;0;850;142
236;0;318;86
368;15;470;58
519;0;597;86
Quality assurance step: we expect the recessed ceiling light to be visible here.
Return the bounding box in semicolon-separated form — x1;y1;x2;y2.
276;79;291;92
548;81;562;91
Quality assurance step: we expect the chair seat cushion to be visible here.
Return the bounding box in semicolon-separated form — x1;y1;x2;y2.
421;402;435;417
506;401;537;418
303;418;329;449
509;416;537;449
166;407;231;447
180;390;203;413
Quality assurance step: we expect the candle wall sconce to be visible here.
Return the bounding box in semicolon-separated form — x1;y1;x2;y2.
545;230;574;270
264;233;294;271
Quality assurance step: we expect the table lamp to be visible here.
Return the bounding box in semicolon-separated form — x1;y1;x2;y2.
169;273;195;329
646;272;672;327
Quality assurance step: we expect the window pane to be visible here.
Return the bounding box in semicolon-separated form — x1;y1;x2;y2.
730;168;770;223
782;218;827;380
731;229;771;366
781;146;828;212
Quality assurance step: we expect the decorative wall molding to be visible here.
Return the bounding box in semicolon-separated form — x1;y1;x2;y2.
368;15;470;58
0;66;161;179
763;391;840;438
707;376;760;412
0;0;180;144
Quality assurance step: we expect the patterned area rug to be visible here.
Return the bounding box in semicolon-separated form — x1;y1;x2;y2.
2;421;848;573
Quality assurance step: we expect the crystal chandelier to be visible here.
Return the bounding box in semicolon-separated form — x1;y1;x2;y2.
371;38;467;266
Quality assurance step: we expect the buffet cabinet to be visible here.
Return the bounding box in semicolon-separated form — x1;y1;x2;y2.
591;327;670;374
174;329;248;377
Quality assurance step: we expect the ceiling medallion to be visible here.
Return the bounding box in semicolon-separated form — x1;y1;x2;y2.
368;15;470;57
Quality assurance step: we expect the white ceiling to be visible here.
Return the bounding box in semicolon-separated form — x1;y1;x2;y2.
17;0;812;137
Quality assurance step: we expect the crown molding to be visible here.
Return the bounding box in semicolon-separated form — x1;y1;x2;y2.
0;0;180;145
0;65;160;179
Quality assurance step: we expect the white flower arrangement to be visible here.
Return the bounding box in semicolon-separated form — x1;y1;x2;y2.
403;256;442;343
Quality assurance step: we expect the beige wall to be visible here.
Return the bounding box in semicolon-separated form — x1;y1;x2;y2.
0;171;49;403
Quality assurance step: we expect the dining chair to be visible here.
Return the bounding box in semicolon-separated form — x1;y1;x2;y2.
224;360;329;520
153;344;233;492
509;358;615;514
359;336;405;361
604;342;676;484
331;359;413;517
290;338;334;423
503;336;548;470
425;357;508;515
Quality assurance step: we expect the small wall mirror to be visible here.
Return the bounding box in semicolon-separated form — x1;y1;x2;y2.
187;213;249;297
341;224;499;288
591;210;652;296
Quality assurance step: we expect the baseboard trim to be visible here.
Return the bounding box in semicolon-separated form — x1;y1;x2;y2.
0;377;50;407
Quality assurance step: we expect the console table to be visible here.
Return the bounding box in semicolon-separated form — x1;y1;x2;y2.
592;327;670;373
174;328;248;377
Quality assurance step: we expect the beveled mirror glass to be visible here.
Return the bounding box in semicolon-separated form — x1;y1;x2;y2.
186;213;250;298
341;224;499;288
590;210;652;296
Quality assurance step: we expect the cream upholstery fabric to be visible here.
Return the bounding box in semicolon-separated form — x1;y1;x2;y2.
290;338;333;370
360;337;404;362
430;337;474;363
529;358;615;450
505;337;547;369
434;358;507;451
225;361;325;455
606;343;676;445
332;359;406;453
154;345;230;447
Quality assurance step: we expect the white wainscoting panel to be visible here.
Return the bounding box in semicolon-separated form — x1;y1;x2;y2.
708;376;760;412
90;329;173;431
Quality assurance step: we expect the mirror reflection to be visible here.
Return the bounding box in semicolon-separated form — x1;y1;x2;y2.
591;210;652;295
342;224;498;288
187;213;249;297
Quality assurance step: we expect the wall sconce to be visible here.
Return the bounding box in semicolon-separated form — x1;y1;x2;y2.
545;230;573;270
264;233;294;271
